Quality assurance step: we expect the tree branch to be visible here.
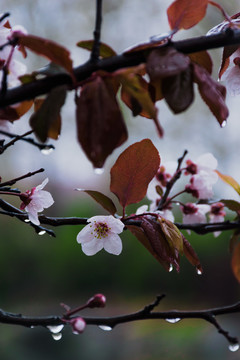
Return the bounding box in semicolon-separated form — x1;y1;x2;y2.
0;296;239;346
1;30;240;108
91;0;103;62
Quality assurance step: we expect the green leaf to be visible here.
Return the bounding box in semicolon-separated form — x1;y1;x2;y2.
30;86;67;142
76;40;117;58
110;139;160;209
158;217;183;253
76;189;117;215
216;171;240;195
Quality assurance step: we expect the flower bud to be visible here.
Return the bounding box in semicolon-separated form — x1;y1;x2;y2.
70;317;86;335
86;293;106;308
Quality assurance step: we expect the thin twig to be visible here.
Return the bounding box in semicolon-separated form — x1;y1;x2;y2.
91;0;102;62
157;150;188;210
0;130;55;153
0;168;44;187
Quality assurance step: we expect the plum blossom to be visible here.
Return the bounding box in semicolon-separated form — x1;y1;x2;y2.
221;48;240;96
77;215;124;256
20;178;54;225
185;153;218;199
181;203;210;224
147;161;177;201
209;202;226;237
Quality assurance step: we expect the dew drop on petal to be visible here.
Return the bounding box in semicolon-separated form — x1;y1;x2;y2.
52;332;62;341
221;120;227;128
94;168;104;175
229;343;239;352
41;147;54;155
38;230;46;236
168;264;173;272
47;325;64;334
165;318;181;324
99;325;112;331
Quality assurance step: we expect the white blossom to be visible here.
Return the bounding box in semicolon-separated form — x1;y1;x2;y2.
221;49;240;96
181;203;210;224
77;215;124;256
20;178;54;225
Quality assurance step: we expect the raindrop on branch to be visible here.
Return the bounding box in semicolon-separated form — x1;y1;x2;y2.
196;268;202;275
47;324;64;334
98;325;112;331
41;146;54;155
165;318;181;324
38;230;46;236
94;168;104;175
24;219;30;223
52;333;62;341
229;343;239;352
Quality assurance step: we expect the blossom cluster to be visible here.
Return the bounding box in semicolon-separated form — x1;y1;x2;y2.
145;153;225;234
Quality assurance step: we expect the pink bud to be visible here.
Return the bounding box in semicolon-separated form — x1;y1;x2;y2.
87;293;106;308
70;317;86;334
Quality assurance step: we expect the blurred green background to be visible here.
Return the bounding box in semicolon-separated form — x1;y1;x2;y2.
1;0;240;359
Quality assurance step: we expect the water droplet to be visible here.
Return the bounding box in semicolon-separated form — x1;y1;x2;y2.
168;264;173;272
47;324;64;334
166;318;181;324
38;230;46;236
52;332;62;341
229;343;239;352
41;147;54;155
221;120;227;128
196;268;202;275
94;168;104;175
30;326;34;329
99;325;112;331
24;219;30;223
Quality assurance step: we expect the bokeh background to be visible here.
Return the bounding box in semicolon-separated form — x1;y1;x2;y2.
0;0;240;359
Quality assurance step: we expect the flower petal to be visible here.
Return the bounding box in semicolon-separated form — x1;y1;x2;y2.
81;238;104;256
103;234;122;255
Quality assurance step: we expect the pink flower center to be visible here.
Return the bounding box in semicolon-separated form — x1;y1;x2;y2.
92;222;110;239
185;160;197;175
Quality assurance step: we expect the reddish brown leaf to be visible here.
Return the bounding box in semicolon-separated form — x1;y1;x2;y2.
188;51;213;74
110;139;160;209
0;101;33;121
30;85;67;142
140;217;180;271
167;0;208;30
216;171;240;195
182;234;202;272
75;74;127;168
162;66;194;114
231;242;240;283
14;33;73;74
219;45;239;79
76;40;117;58
116;65;163;136
147;47;190;81
76;189;117;215
193;63;229;126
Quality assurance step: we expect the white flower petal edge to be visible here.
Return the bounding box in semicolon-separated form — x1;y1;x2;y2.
77;215;124;256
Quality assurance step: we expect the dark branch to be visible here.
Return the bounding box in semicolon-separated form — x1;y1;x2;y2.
0;297;239;345
0;168;44;187
1;30;240;108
